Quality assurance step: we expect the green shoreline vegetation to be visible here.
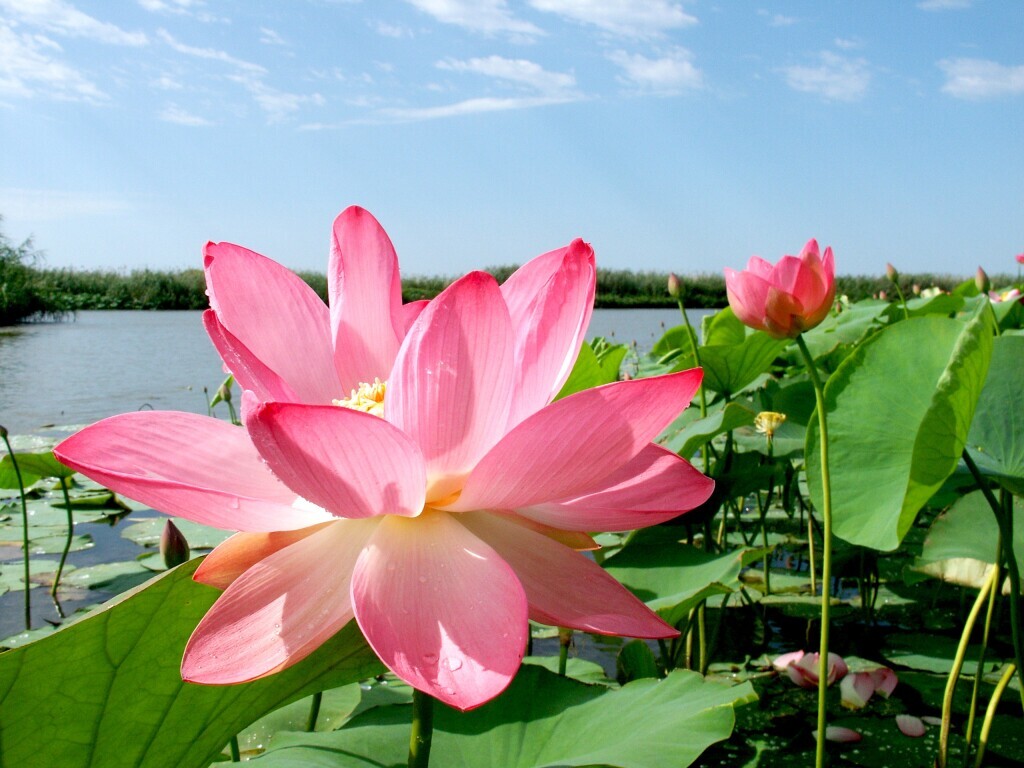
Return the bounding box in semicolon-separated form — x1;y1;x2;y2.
0;223;1010;325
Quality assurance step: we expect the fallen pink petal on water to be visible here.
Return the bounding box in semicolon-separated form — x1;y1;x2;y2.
896;714;927;738
840;671;876;709
814;726;862;743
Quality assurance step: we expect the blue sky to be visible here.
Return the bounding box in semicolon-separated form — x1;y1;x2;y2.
1;0;1022;279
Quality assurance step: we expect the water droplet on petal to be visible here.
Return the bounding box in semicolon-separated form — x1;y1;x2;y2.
445;657;462;671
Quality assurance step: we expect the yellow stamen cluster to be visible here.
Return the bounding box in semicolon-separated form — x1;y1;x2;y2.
754;411;787;439
334;378;387;417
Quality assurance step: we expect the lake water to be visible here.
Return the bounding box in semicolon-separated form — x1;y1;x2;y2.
0;307;714;436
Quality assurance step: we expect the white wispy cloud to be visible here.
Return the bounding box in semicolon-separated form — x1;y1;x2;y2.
781;51;870;101
159;103;214;125
151;74;183;90
437;55;576;95
157;29;265;73
834;37;861;50
608;47;702;94
0;187;131;219
403;0;542;38
917;0;973;10
229;74;326;122
529;0;697;38
0;0;147;45
938;58;1024;99
380;94;577;122
0;21;106;102
137;0;223;23
372;20;412;38
259;27;286;46
757;9;797;27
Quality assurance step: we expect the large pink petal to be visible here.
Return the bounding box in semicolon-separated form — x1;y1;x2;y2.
351;511;527;711
203;311;301;403
54;412;327;532
205;242;339;404
500;239;596;429
386;272;514;503
461;512;676;638
193;524;331;589
448;369;704;513
329;207;405;392
400;299;429;334
182;519;376;684
244;397;426;519
724;268;771;332
516;444;714;531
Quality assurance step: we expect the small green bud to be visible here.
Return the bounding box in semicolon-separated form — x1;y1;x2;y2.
976;266;990;294
667;273;681;299
160;520;191;569
0;424;7;440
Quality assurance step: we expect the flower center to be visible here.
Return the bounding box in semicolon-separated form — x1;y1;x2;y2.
334;378;386;417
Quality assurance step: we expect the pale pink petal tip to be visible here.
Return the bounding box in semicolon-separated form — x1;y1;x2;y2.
896;714;926;738
920;715;943;727
840;671;875;709
815;726;862;743
870;667;898;698
772;650;805;672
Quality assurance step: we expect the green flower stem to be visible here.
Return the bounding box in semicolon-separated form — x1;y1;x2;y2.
961;451;1024;697
2;431;32;631
306;691;323;732
697;603;708;675
408;689;435;768
228;735;240;762
938;564;996;768
675;297;710;477
795;334;833;768
964;545;1001;754
557;628;572;676
50;476;74;614
972;663;1016;768
891;279;910;321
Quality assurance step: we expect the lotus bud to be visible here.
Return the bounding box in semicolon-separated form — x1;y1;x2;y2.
160;520;191;569
0;424;7;439
912;283;921;295
667;272;681;299
217;380;232;404
976;266;990;294
885;262;898;282
878;290;887;301
1016;253;1024;265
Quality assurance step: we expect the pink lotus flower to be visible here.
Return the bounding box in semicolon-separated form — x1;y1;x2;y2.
774;650;848;689
55;209;714;711
724;239;836;338
1016;253;1024;265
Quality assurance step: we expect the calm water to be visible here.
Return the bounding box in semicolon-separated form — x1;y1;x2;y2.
0;307;714;436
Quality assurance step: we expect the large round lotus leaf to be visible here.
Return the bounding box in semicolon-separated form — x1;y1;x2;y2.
966;334;1024;494
806;311;993;551
0;559;383;768
255;667;756;768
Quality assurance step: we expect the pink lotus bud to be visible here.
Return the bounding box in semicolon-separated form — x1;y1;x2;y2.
896;714;926;738
160;520;191;569
976;266;990;293
912;283;921;295
667;272;682;299
878;290;888;301
1016;253;1024;265
885;262;898;282
724;239;836;338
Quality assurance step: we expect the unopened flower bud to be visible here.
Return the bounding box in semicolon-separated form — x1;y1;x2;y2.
667;273;681;299
878;290;888;301
0;424;7;439
217;381;232;404
976;267;990;294
160;520;190;569
885;263;898;282
912;283;921;295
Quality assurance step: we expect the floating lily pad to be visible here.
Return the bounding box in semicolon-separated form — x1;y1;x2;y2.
120;517;232;550
62;560;153;592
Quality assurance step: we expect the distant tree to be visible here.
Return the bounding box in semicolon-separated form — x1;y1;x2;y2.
0;216;47;325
